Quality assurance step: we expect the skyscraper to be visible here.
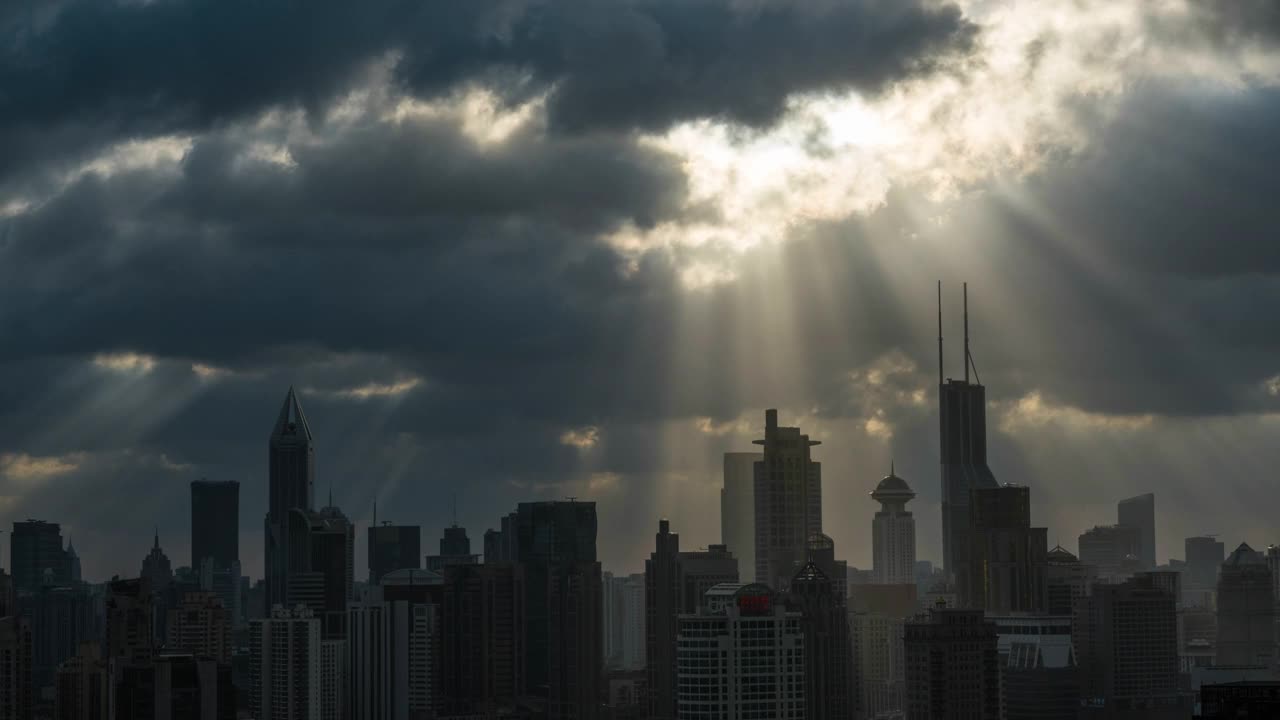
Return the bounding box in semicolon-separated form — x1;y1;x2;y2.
753;409;822;591
265;387;316;609
191;480;239;573
284;505;354;640
1186;536;1226;595
367;523;421;584
1045;544;1096;617
22;584;93;697
937;283;1000;591
10;520;71;593
1078;525;1143;581
990;614;1078;720
789;562;853;720
1216;543;1275;667
903;605;1001;720
1117;493;1156;570
871;465;917;585
140;531;173;600
425;525;480;573
964;484;1047;612
105;578;155;664
0;616;31;720
250;605;322;720
644;521;739;720
166;592;233;665
674;583;805;720
348;574;442;720
55;642;108;720
439;563;520;716
721;451;762;583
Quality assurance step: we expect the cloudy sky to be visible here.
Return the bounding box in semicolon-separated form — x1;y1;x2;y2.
2;0;1280;582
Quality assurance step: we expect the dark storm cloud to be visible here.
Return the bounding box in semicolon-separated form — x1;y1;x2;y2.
0;0;974;185
1149;0;1280;48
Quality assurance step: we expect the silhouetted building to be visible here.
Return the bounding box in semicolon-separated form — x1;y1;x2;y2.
250;605;321;720
753;409;822;593
55;643;107;720
140;532;173;599
1045;544;1095;617
190;480;239;574
511;501;602;719
965;484;1047;612
1216;543;1275;667
937;283;1000;593
1079;525;1142;581
265;387;316;609
789;562;852;720
196;561;242;632
1186;536;1226;596
348;571;442;720
721;452;762;584
425;526;479;573
644;521;739;720
285;505;354;640
110;653;234;720
483;513;519;565
0;616;31;720
675;583;804;720
805;534;848;600
871;465;916;585
1200;681;1280;718
1077;573;1188;718
603;572;644;671
852;608;907;720
367;524;420;585
903;604;1000;720
1117;493;1156;570
991;614;1077;720
165;593;232;665
23;584;92;697
439;563;521;716
11;521;71;594
105;578;155;664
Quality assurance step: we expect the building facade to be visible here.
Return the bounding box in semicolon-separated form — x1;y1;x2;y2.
903;605;1000;720
265;387;316;609
720;452;762;584
965;484;1047;612
1078;525;1143;582
871;466;916;585
165;592;232;665
367;525;420;585
249;605;321;720
753;409;822;592
788;562;852;720
991;614;1078;720
190;480;239;574
1216;543;1275;667
1116;493;1156;570
0;616;31;720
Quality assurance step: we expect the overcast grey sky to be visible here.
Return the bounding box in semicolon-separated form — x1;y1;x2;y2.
2;0;1280;582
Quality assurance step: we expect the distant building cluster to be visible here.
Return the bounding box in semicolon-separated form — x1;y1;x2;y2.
2;285;1278;719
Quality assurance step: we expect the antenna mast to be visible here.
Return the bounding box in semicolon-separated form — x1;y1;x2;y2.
937;280;944;387
963;282;970;384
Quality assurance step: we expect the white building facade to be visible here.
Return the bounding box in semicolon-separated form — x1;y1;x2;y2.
871;467;917;585
250;605;322;720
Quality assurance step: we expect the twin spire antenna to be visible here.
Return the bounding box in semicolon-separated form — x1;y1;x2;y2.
938;281;981;386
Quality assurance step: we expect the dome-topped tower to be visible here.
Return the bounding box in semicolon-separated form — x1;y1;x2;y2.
870;462;917;584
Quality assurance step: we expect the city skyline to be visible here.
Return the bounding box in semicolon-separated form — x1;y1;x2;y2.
2;1;1280;591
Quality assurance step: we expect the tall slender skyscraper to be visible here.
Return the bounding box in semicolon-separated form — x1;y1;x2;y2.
191;479;240;572
753;409;822;592
964;484;1048;612
721;451;762;583
937;283;999;591
10;520;71;593
367;523;421;584
871;465;917;585
265;387;315;609
1117;493;1156;570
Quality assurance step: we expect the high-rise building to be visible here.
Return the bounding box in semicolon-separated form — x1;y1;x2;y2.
1045;545;1096;617
165;592;232;665
851;609;908;720
1216;543;1275;667
109;653;235;720
720;452;762;583
1078;525;1143;581
991;614;1078;720
285;505;354;640
439;564;520;716
265;387;316;609
482;513;518;565
603;572;644;672
250;605;321;720
937;283;1000;590
675;583;805;720
190;480;239;574
789;562;852;720
367;524;420;585
871;465;916;585
512;501;602;719
105;578;155;664
644;521;739;720
1117;493;1156;570
1267;545;1280;613
753;409;822;592
1186;536;1226;595
55;642;107;720
903;604;1000;720
348;573;441;720
964;484;1047;612
425;526;480;573
197;560;243;631
0;616;32;720
1076;573;1188;718
140;532;173;599
11;521;71;593
22;584;93;696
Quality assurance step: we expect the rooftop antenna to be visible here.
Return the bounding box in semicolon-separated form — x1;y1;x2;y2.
451;493;458;528
373;500;377;528
937;280;944;387
963;282;970;384
566;496;578;503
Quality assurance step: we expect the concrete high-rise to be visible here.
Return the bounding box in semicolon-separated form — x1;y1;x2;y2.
871;465;916;585
964;484;1047;612
284;505;354;640
22;584;93;696
439;563;520;716
674;583;804;720
10;520;71;593
990;614;1078;720
1186;536;1226;594
191;480;239;573
937;283;1000;591
1045;544;1096;617
903;605;1000;720
265;387;316;609
789;562;853;720
1216;542;1275;667
645;520;739;720
425;525;479;573
753;409;822;592
348;574;442;720
1117;493;1156;570
55;643;107;720
166;592;233;665
105;578;155;663
1078;525;1143;581
0;616;31;720
721;451;762;583
367;524;420;585
250;605;322;720
1076;572;1188;719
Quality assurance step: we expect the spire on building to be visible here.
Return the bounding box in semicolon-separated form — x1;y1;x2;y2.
272;385;313;442
153;526;160;550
